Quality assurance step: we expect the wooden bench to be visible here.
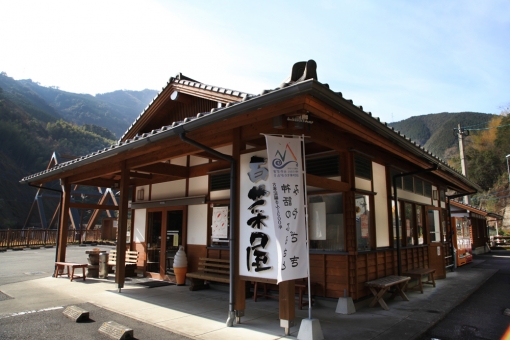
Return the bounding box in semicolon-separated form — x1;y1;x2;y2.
54;262;88;282
403;268;436;294
108;250;139;277
186;257;230;291
365;275;411;310
253;279;313;309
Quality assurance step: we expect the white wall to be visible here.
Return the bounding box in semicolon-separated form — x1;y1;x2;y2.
151;179;186;200
373;162;390;247
187;204;208;245
133;208;146;243
396;189;432;205
355;177;372;191
189;175;208;196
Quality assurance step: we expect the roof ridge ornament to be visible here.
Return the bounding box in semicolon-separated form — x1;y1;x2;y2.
280;60;318;88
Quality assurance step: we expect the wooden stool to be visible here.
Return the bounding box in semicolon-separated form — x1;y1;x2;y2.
54;262;88;282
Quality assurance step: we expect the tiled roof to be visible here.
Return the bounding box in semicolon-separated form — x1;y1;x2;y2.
118;75;254;141
20;73;478;191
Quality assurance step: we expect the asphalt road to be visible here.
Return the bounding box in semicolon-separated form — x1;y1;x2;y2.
419;251;510;340
0;245;190;340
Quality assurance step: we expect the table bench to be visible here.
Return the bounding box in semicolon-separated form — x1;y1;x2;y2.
108;250;139;277
54;262;88;282
253;279;313;309
365;275;411;310
403;268;436;294
186;257;229;291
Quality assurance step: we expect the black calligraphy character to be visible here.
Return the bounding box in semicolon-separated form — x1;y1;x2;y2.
291;231;298;243
290;256;299;267
281;261;286;271
246;232;271;272
283;196;292;206
285;235;288;245
248;185;269;201
283;249;287;258
247;212;267;229
285;210;291;218
292;208;298;219
248;156;269;183
281;184;291;193
293;185;299;195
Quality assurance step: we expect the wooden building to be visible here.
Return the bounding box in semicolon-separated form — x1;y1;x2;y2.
449;199;503;265
21;60;481;327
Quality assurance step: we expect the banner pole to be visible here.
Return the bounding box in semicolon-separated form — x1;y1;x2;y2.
300;134;313;320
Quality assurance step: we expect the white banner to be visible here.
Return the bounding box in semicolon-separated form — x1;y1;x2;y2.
265;135;308;283
239;151;277;280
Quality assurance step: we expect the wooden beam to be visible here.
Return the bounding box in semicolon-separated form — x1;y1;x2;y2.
128;171;153;179
57;180;71;263
188;160;230;177
134;162;188;177
115;163;130;289
69;202;119;211
306;173;350;192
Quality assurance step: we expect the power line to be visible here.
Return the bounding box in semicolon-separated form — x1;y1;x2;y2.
467;123;510;131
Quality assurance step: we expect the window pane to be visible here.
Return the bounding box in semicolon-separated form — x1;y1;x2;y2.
416;205;424;244
392;200;398;247
391;169;402;189
428;209;441;242
354;155;372;180
356;194;370;251
309;193;344;251
405;203;415;245
414;178;423;195
403;176;414;192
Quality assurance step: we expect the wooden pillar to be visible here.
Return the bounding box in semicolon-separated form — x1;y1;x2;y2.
232;128;246;317
279;280;295;335
116;164;130;290
56;180;71;262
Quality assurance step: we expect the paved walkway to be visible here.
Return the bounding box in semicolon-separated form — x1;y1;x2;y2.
0;254;504;339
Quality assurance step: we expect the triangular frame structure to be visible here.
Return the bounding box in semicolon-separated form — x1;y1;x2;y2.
23;152;118;230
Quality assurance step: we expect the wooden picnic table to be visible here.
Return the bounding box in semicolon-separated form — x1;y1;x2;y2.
365;275;411;310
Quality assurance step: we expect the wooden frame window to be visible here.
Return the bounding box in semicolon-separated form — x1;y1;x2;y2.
355;193;372;251
308;193;344;251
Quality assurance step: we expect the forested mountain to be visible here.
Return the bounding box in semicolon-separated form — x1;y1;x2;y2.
390;111;510;227
0;74;157;138
0;73;156;229
388;112;496;159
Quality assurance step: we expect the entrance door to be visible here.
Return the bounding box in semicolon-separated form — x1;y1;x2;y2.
146;209;184;279
426;207;446;279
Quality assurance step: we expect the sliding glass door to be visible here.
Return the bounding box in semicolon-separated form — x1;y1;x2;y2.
146;208;184;279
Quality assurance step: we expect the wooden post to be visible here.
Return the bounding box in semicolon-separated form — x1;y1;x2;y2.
26;227;31;247
116;163;130;290
232;128;246;319
57;180;71;262
7;229;11;249
279;280;295;335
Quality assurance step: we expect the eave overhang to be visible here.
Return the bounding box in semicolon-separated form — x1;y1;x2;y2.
20;79;481;194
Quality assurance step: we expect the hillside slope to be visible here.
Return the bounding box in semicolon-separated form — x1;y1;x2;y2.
388;112;496;159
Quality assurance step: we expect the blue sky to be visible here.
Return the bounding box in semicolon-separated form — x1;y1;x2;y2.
1;0;509;123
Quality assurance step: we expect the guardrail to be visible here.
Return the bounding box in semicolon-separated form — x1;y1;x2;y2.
0;229;102;248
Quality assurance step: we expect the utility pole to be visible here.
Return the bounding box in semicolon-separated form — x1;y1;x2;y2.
454;124;470;204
